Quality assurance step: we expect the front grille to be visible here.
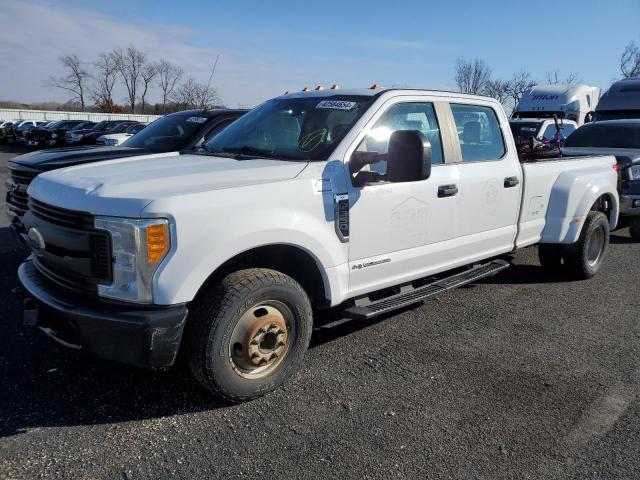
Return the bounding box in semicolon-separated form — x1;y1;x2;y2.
93;235;111;279
26;199;113;293
33;256;97;294
7;167;39;216
10;167;38;185
30;198;94;229
8;190;28;214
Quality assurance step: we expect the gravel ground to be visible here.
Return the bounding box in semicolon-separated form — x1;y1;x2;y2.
1;145;639;479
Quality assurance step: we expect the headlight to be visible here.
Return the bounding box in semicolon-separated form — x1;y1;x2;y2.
51;133;58;138
94;217;170;303
106;139;118;146
628;165;640;181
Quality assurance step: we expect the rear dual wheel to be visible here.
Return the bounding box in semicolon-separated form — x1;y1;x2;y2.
184;268;312;404
538;211;609;279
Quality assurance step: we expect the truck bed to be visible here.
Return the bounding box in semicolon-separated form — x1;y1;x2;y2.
515;154;618;248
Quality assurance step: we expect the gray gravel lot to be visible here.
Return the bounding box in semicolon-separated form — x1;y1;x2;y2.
1;145;639;479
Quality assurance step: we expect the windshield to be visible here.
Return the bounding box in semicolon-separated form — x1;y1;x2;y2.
108;123;132;133
204;96;375;161
565;123;640;149
123;112;210;151
92;121;109;131
70;122;90;131
45;121;64;129
509;122;542;143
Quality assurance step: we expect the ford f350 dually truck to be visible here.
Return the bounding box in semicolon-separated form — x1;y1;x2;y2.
17;88;619;403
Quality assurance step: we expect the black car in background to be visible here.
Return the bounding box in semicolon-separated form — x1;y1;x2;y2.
28;120;86;148
15;121;48;144
66;120;135;146
62;121;96;145
7;108;248;235
80;121;139;145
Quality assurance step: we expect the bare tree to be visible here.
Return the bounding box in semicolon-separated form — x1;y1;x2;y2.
545;70;580;84
194;82;220;109
620;42;640;78
173;77;220;109
455;57;492;95
483;79;511;105
172;77;198;108
505;71;536;107
46;54;91;111
139;63;157;114
112;45;146;113
92;53;118;112
156;59;183;114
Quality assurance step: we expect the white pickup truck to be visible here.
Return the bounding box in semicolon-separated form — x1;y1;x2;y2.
18;88;619;403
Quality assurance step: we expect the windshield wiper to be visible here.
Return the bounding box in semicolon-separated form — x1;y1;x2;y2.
221;146;279;159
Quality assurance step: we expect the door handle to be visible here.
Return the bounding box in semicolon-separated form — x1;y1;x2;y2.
504;176;520;188
437;184;458;198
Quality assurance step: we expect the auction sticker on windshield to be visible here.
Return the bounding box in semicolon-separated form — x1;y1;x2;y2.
316;100;357;110
186;117;208;123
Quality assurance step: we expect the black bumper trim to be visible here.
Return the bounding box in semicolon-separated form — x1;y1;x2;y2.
18;258;188;368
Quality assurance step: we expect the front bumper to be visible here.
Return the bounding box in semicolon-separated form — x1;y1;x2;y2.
18;258;188;368
619;194;640;216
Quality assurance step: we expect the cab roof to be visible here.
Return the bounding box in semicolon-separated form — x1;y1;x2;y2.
278;88;495;103
597;78;640;112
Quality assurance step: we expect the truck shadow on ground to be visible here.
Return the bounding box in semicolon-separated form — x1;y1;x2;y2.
0;227;583;438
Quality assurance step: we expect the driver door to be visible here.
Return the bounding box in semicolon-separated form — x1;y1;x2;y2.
346;100;460;296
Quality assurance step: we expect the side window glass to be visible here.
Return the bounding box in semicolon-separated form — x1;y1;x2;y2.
350;102;443;186
542;123;576;141
451;104;506;161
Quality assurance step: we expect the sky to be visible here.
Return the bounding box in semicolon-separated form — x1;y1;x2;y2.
0;0;639;108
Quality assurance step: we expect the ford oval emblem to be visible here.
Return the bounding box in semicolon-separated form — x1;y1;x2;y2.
27;227;46;252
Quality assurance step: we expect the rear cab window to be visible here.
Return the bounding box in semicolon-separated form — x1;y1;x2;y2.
451;104;506;161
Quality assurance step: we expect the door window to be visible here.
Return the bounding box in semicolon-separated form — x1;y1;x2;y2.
351;102;443;185
451;104;505;161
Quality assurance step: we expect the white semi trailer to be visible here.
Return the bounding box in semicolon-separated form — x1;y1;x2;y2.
512;84;601;126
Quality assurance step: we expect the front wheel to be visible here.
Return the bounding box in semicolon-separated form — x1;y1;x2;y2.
563;211;610;279
184;268;313;404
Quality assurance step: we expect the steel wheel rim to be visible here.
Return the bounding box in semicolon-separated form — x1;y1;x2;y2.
586;225;605;267
228;300;292;379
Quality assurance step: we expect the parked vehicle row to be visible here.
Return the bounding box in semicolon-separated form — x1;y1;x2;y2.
0;118;152;148
6;108;247;231
10;87;621;404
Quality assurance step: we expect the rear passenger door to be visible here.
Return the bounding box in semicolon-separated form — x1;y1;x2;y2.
448;102;522;258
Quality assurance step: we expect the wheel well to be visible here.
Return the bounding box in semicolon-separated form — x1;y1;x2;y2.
194;244;328;307
590;193;615;225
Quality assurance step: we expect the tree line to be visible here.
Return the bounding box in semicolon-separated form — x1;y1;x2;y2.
454;39;640;112
453;57;579;113
46;45;222;114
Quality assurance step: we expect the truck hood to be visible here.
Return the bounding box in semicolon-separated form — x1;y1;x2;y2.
29;153;309;216
11;146;150;171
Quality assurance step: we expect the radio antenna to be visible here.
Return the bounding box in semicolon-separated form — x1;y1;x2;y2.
206;54;220;93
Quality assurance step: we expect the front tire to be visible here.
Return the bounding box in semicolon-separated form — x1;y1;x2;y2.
563;211;610;279
185;268;313;404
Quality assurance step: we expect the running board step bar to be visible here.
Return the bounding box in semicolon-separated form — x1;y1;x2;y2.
343;259;510;320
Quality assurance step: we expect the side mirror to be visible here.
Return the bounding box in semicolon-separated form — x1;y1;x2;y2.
387;130;431;182
584;111;595;124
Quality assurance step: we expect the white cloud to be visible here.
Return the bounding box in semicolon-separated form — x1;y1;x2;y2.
0;0;311;108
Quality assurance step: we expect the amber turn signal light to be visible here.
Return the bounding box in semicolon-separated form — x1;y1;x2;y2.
146;223;169;263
